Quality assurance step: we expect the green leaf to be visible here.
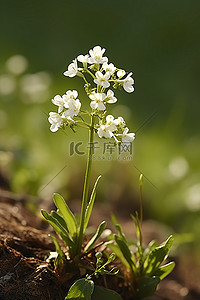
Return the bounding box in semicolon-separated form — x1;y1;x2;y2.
110;213;118;227
115;223;127;242
41;209;74;248
145;235;174;275
106;252;117;264
53;193;77;239
84;221;106;253
106;242;130;269
139;173;143;188
50;235;67;271
114;235;136;273
137;276;160;298
131;214;142;246
51;211;68;232
153;261;175;280
91;285;122;300
84;176;101;232
65;278;94;300
50;235;66;260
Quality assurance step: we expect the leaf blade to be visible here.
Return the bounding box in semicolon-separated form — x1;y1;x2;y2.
65;278;94;300
153;261;175;280
84;221;106;253
53;193;77;239
41;209;74;248
91;285;122;300
145;235;174;275
114;235;136;274
84;176;101;232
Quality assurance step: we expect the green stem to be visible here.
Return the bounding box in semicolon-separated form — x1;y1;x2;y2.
81;74;89;84
77;114;95;254
139;174;143;225
86;69;96;79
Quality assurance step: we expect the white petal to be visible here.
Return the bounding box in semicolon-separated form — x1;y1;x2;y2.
63;70;76;77
77;54;89;63
98;102;106;110
106;115;114;123
107;96;117;103
95;71;103;79
123;83;134;93
117;70;126;78
122;134;135;143
58;106;63;113
50;123;59;132
90;101;97;109
102;81;110;88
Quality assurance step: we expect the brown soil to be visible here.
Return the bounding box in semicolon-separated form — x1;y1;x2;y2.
0;190;200;300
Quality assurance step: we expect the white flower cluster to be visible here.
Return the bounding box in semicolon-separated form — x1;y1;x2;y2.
48;90;81;132
97;115;135;143
64;45;134;93
49;46;135;144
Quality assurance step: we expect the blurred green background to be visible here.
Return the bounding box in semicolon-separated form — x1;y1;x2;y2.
0;0;200;246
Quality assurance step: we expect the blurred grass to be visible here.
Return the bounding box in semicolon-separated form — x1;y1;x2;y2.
0;0;200;246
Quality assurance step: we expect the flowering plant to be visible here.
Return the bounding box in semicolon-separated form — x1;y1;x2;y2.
43;45;135;257
41;46;174;299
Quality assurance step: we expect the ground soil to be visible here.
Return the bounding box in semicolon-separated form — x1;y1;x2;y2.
0;189;200;300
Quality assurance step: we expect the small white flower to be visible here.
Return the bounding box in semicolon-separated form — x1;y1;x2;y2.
114;116;126;127
65;89;78;100
105;89;117;104
121;72;134;93
77;54;89;63
105;115;117;131
89;92;106;111
88;46;108;64
102;62;116;75
63;59;79;77
117;69;126;78
64;98;81;118
106;114;115;123
117;127;135;143
94;71;110;88
52;95;65;113
97;124;113;139
48;112;63;132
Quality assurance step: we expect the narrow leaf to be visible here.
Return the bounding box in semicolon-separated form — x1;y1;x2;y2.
84;176;101;232
145;235;174;274
137;276;160;298
115;223;127;242
41;209;74;248
131;213;142;245
50;235;67;272
53;193;77;239
84;221;106;253
110;213;118;226
115;235;136;273
50;235;66;260
65;278;94;300
91;285;122;300
139;173;143;188
51;211;68;231
153;261;175;280
106;242;130;269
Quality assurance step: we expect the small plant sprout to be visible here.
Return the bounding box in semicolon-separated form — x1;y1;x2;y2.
107;176;175;299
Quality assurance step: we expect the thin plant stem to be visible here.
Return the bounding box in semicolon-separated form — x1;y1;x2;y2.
86;69;96;79
77;114;95;254
139;174;143;225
